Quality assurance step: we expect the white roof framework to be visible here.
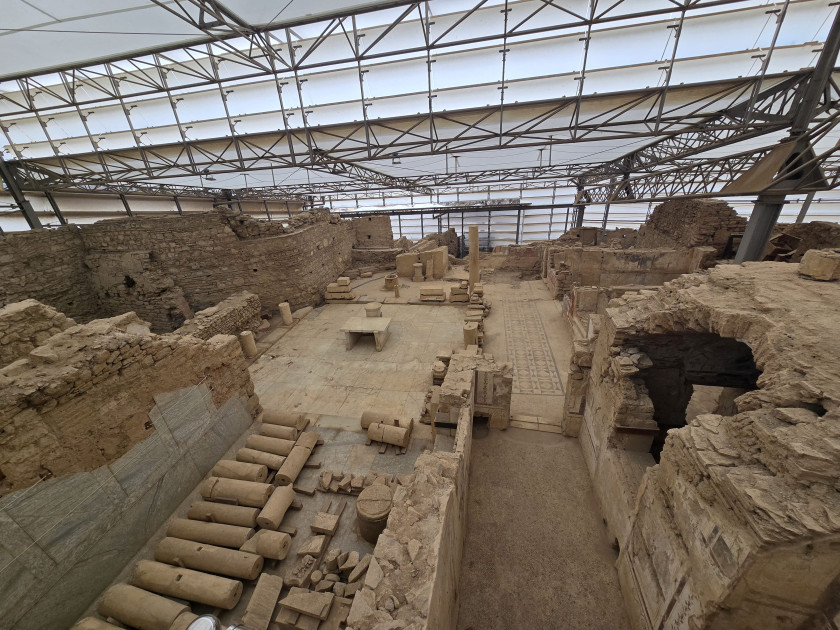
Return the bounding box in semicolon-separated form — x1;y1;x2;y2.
1;0;839;212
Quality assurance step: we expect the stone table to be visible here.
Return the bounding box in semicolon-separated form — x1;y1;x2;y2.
340;316;392;351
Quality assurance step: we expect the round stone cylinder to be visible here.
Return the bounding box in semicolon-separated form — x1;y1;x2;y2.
275;434;317;486
167;518;254;549
259;423;298;441
236;447;286;470
367;422;411;448
356;484;393;544
200;476;273;507
278;302;294;326
247;530;292;560
155;537;263;580
239;330;258;357
256;485;297;530
412;262;424;281
245;434;295;457
131;560;243;610
262;410;307;429
360;410;395;430
98;584;188;630
186;501;259;528
211;459;268;483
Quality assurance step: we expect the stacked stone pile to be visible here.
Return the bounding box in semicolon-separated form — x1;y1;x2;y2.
0;299;75;367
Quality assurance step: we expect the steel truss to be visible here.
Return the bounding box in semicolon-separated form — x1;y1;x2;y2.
6;73;822;191
1;0;839;220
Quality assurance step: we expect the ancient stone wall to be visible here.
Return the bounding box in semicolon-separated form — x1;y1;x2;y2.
350;247;401;270
176;291;262;340
80;212;353;331
351;215;394;248
546;246;715;297
0;308;259;495
0;299;75;367
636;198;746;255
571;263;840;630
0;226;98;320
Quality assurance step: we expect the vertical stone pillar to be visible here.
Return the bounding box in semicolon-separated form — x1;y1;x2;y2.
278;302;293;326
469;224;480;292
239;330;258;357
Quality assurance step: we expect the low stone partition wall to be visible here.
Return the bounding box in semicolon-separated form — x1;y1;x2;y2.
176;291;262;340
348;405;472;630
0;299;75;368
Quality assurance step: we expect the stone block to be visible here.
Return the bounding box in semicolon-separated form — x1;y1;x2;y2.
798;248;840;281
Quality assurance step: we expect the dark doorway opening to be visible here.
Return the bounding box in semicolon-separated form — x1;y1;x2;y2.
631;333;760;462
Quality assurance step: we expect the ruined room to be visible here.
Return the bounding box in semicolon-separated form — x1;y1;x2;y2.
1;1;839;629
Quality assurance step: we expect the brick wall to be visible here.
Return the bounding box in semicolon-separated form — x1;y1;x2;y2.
0;299;75;367
0;226;98;320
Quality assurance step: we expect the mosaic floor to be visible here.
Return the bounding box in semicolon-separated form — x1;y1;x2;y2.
503;300;566;396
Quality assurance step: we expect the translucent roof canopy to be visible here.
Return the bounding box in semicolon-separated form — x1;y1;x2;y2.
1;0;838;203
0;0;397;79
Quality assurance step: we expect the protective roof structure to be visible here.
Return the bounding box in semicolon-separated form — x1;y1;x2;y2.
1;0;839;211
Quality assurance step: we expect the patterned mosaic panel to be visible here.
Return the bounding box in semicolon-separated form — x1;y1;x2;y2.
503;301;565;396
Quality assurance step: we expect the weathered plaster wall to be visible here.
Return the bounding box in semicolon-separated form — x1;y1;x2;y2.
572;263;840;630
0;226;98;320
0;385;254;630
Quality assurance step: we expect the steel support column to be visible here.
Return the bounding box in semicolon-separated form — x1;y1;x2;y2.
735;194;786;263
174;195;183;215
795;191;816;223
44;191;66;225
0;159;42;229
119;193;133;217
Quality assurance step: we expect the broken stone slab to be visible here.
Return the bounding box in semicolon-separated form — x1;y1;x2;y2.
364;556;383;590
279;587;334;620
241;573;284;630
324;548;342;572
311;512;340;536
314;580;334;593
339;550;359;575
347;553;372;583
297;535;327;557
